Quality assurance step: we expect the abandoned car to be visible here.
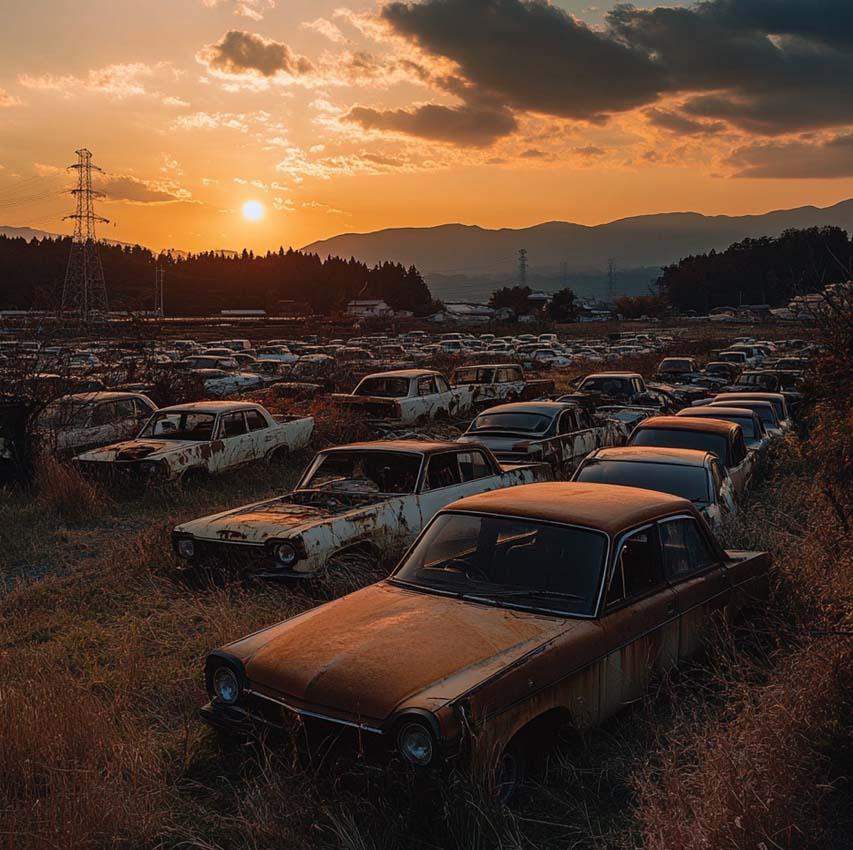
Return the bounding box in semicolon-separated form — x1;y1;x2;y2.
572;446;736;532
331;369;474;424
173;440;551;576
458;401;626;478
450;364;554;411
74;401;314;482
627;415;754;496
201;482;770;796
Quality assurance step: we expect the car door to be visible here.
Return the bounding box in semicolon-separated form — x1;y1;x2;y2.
658;515;729;659
600;525;678;716
73;401;121;452
726;429;752;496
554;408;586;477
416;450;500;527
213;411;257;471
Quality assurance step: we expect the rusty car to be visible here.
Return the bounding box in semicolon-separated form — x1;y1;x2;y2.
458;401;626;478
74;401;314;483
450;364;554;411
331;369;475;424
173;440;551;576
572;446;736;532
627;415;754;496
201;482;770;798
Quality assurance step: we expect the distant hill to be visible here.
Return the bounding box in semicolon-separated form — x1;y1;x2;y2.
0;225;58;242
302;200;853;300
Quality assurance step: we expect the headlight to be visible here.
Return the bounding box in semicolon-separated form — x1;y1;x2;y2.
398;722;434;766
212;666;240;704
273;542;298;568
175;538;195;559
140;460;163;476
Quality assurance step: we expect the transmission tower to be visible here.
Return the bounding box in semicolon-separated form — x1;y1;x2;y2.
61;148;110;323
154;264;165;317
518;248;528;287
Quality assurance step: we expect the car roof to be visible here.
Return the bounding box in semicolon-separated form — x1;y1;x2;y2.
714;392;786;402
587;446;714;467
321;439;466;455
361;369;440;379
476;401;574;415
158;401;264;414
680;406;757;417
57;391;147;403
446;482;692;536
582;372;643;379
636;415;739;436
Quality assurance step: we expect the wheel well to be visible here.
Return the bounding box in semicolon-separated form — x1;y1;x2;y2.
506;707;575;752
326;540;382;564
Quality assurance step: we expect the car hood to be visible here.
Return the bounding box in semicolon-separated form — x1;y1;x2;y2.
226;582;572;721
75;439;197;462
176;493;386;543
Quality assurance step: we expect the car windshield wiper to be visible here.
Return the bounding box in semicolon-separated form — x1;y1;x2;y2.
468;587;584;602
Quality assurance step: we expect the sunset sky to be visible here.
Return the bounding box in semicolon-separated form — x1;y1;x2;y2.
2;0;852;253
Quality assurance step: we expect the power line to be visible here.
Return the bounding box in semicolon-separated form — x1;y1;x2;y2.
61;148;110;324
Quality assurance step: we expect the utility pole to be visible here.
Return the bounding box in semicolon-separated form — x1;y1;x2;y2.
154;264;165;318
607;258;615;303
518;248;528;287
61;148;110;324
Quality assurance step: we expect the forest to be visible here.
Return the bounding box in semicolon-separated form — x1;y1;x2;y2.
658;226;852;312
0;236;433;316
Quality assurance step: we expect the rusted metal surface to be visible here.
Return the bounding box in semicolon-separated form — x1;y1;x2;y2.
74;401;313;481
202;482;770;786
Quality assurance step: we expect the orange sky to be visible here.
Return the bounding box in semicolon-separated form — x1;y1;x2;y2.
2;0;852;254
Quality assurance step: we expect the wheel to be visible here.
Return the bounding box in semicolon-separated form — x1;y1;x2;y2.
267;446;289;466
181;467;208;488
494;741;528;803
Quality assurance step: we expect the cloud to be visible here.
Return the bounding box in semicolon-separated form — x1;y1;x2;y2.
645;108;726;135
0;87;22;107
574;145;606;157
162;95;190;108
201;0;274;22
197;30;314;78
727;133;853;178
97;174;191;203
345;102;517;147
33;162;62;176
382;0;666;121
18;63;157;98
301;17;347;43
173;110;271;132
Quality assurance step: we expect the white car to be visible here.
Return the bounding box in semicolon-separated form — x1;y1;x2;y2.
195;369;264;397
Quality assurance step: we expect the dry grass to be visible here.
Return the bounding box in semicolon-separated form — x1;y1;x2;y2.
33;454;105;524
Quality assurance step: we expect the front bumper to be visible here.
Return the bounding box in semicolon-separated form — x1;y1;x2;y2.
173;536;316;579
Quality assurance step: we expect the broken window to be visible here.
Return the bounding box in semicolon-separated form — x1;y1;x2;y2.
424;453;462;490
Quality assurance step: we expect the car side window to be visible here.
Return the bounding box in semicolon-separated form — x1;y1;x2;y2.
495;368;509;383
435;376;450;394
115;399;136;418
221;412;247;438
659;518;718;580
418;377;435;396
424;453;462;490
91;402;117;426
245;409;267;431
732;431;747;464
606;527;662;607
558;410;577;435
710;460;724;497
457;450;492;482
133;399;153;417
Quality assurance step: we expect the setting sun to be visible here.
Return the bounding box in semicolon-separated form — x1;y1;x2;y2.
242;200;265;222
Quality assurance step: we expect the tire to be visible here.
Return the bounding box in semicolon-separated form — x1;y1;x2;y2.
494;741;528;803
267;446;289;467
181;467;208;488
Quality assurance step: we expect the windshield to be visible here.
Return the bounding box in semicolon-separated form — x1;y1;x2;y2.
453;367;495;384
660;360;692;372
299;450;421;494
697;413;756;438
739;374;775;388
719;352;746;363
630;428;730;465
718;402;777;425
354;377;410;398
393;512;608;616
469;411;552;434
576;459;710;503
140;411;216;441
579;377;631;394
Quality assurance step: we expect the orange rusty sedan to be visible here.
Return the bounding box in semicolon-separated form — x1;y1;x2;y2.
201;482;769;795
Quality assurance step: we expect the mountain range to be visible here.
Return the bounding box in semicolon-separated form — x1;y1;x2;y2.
302;199;853;301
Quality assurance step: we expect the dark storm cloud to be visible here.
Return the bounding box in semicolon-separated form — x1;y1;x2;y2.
382;0;667;121
345;102;517;147
380;0;853;139
201;30;314;77
728;134;853;178
645;108;725;135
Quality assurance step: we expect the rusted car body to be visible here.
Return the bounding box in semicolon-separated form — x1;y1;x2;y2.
628;415;754;497
450;364;554;411
174;440;551;576
74;401;314;482
458;401;627;478
201;483;770;793
331;370;475;424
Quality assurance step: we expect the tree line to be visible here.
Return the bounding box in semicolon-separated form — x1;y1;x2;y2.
0;236;433;315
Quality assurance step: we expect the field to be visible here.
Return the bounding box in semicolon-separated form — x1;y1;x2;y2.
0;320;850;850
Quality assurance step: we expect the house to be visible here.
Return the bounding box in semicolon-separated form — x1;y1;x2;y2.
431;302;499;324
346;299;394;318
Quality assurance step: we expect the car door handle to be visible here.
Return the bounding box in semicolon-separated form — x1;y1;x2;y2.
665;604;676;617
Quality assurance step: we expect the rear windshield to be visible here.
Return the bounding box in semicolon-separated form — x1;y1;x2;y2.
354;377;410;398
630;428;730;465
453;367;495;384
660;359;692;371
577;459;710;503
579;377;631;394
470;411;552;434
